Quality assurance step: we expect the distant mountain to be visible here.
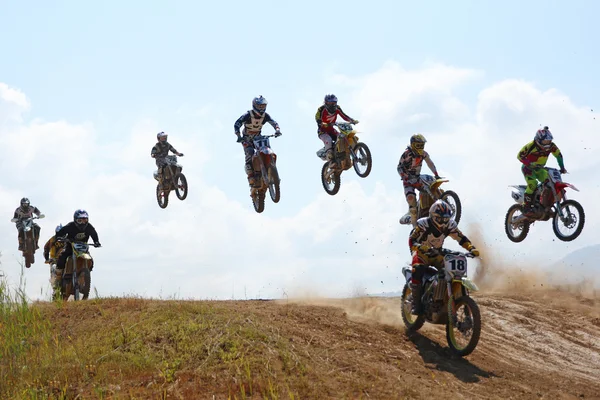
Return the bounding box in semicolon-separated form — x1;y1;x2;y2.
548;244;600;287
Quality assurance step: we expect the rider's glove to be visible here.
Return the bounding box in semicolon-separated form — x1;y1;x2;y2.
417;243;430;253
93;242;101;248
275;130;282;137
178;153;184;156
560;167;567;174
467;244;480;257
351;119;359;124
236;136;243;143
434;175;441;180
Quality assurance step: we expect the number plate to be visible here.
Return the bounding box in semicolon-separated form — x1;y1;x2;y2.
444;254;467;277
73;242;89;253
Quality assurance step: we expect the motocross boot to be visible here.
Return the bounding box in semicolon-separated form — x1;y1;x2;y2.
523;193;536;216
410;282;424;315
409;206;418;227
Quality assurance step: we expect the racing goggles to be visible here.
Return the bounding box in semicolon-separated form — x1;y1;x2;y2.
76;218;88;225
433;215;451;225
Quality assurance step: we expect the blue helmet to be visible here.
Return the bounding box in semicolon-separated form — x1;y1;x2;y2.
324;94;338;113
252;96;268;115
73;209;89;229
55;224;63;234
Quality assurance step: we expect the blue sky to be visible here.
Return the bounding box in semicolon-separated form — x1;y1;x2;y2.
2;0;598;123
0;0;598;299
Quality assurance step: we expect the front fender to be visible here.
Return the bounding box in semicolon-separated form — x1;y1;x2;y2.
461;277;479;292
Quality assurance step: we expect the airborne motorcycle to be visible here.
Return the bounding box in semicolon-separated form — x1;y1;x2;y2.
155;154;188;209
319;122;372;196
243;134;281;213
10;214;45;268
56;237;101;301
401;248;481;357
398;175;462;225
505;167;584;242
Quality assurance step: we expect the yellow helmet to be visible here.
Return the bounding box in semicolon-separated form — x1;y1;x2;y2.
410;134;427;155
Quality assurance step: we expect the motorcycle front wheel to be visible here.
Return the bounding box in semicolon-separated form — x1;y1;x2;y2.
352;142;372;178
175;173;188;200
268;166;280;203
441;190;462;224
446;296;481;357
252;190;265;213
553;199;585;241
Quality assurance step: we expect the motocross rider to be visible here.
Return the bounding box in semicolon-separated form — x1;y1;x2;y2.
517;126;566;215
397;134;441;227
234;96;282;187
408;200;480;315
54;210;101;283
151;131;183;188
44;224;67;295
13;197;44;251
315;94;359;161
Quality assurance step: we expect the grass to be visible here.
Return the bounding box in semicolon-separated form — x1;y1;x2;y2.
0;277;314;399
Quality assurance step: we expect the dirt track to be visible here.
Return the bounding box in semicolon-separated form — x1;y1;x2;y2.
286;287;600;399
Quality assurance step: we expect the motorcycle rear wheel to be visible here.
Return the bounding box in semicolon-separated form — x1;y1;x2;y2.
504;204;530;242
156;185;169;209
321;162;341;196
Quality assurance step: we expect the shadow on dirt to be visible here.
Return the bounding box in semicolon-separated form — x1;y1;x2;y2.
407;331;499;383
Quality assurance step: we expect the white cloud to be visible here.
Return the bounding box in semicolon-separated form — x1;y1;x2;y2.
0;62;598;301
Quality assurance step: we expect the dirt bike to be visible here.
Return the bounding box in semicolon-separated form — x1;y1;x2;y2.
155;154;188;209
10;214;45;268
56;238;101;301
319;122;372;196
505;166;585;242
401;248;481;357
398;175;462;225
243;134;281;213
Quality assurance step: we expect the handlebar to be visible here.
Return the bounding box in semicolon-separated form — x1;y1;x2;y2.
11;214;45;223
422;247;477;258
56;237;101;248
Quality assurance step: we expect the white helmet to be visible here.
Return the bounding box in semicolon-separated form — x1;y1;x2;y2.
157;131;168;143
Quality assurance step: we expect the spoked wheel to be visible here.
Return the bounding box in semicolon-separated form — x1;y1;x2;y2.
175;173;188;200
156;185;169;209
252;190;265;213
446;296;481;357
79;268;91;300
441;190;462;224
553;199;585;242
352;142;372;178
268;166;280;203
504;204;530;242
321;162;341;196
400;283;425;332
